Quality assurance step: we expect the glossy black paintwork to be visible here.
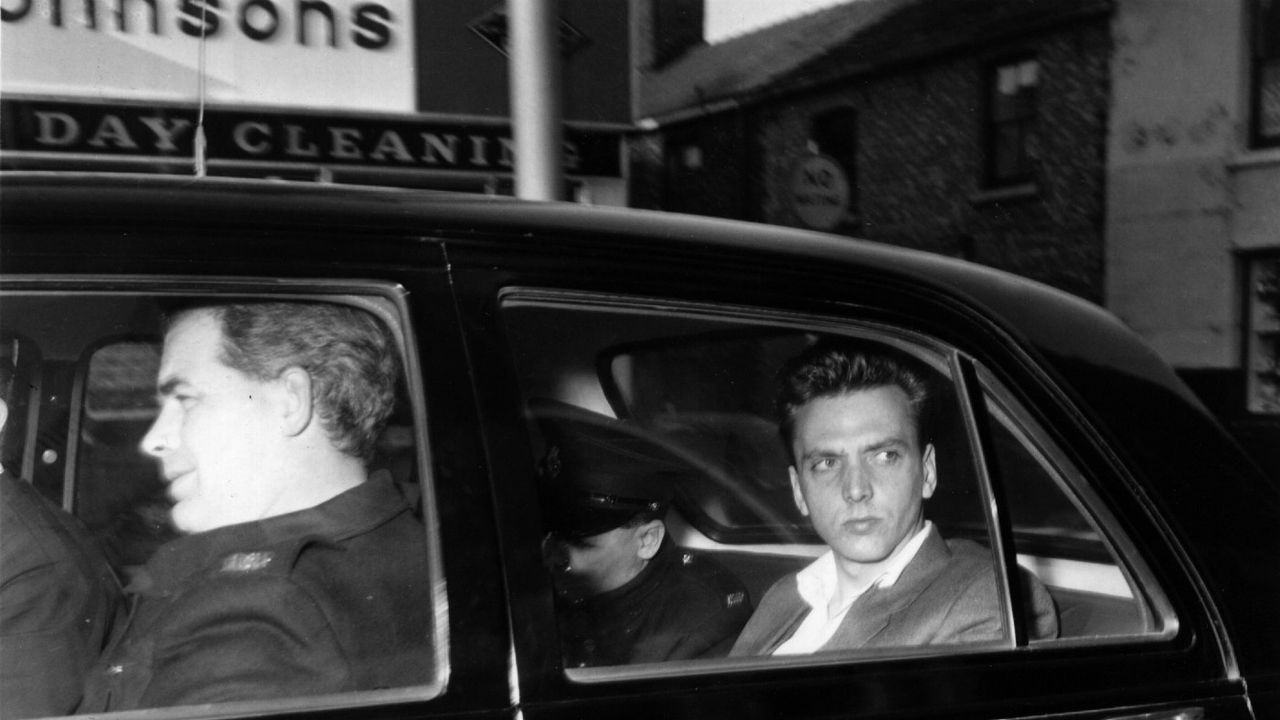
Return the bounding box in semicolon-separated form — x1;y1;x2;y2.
2;172;1276;720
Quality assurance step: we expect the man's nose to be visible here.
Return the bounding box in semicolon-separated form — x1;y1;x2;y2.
841;464;872;504
140;404;174;459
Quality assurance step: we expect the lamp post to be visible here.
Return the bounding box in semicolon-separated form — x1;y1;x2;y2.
508;0;565;201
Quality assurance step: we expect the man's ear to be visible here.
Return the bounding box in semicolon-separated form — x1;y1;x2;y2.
635;518;665;561
278;366;314;437
790;466;810;517
921;443;937;499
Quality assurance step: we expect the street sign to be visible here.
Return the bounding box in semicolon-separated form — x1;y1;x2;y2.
788;154;850;230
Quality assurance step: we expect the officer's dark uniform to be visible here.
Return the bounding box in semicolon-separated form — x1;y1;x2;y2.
537;405;752;667
79;473;433;711
556;535;750;666
1;473;124;719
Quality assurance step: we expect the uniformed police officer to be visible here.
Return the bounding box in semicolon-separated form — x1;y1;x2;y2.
79;301;434;711
538;407;751;667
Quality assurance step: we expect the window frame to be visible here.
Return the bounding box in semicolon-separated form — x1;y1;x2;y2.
495;288;1181;686
1251;0;1280;148
983;55;1040;188
0;277;453;717
971;365;1178;646
808;106;859;222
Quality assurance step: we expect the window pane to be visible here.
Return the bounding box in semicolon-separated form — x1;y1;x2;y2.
992;123;1026;181
80;339;174;571
979;377;1175;641
1247;255;1280;413
988;59;1037;184
502;295;1055;672
810;106;857;202
1260;60;1280;139
0;290;443;715
1259;0;1280;59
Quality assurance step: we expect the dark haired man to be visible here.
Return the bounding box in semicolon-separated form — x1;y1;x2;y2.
80;302;433;710
732;340;1056;655
539;410;751;666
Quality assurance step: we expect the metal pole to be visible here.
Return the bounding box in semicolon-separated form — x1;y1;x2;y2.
508;0;565;201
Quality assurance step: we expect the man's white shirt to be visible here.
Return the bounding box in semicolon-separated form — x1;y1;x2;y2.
773;521;935;655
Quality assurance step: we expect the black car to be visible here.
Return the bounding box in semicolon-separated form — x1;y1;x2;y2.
1;172;1276;720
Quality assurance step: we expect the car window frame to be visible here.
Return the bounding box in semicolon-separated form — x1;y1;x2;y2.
494;286;1188;686
0;276;453;718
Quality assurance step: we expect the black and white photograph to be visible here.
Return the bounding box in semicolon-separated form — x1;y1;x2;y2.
1;1;1278;719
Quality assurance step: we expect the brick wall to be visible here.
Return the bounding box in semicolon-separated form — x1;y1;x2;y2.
765;24;1111;302
633;19;1113;303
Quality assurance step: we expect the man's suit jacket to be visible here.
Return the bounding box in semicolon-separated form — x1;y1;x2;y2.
730;529;1058;655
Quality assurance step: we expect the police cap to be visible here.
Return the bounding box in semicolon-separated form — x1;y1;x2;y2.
534;402;681;539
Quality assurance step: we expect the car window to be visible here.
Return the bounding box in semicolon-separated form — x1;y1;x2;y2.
0;287;446;716
977;375;1175;641
500;290;1177;678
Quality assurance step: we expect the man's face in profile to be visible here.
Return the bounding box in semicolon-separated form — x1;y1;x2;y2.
140;311;285;534
788;385;937;577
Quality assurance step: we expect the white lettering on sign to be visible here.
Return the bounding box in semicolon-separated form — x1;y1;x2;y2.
235;121;272;155
421;134;458;165
788;154;850;231
33;110;195;152
139;117;194;151
20;107;593;172
34;111;79;146
285;124;320;157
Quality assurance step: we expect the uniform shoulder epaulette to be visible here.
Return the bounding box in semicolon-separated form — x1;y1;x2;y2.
217;535;337;576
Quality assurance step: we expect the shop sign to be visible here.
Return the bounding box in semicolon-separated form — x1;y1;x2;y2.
0;99;622;176
788;154;850;231
0;0;414;112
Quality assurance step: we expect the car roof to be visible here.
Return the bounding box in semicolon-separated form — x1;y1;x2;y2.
0;171;1192;408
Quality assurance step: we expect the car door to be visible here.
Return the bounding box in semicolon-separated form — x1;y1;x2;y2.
446;223;1251;720
0;199;516;720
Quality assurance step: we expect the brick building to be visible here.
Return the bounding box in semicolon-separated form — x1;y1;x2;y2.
632;0;1280;474
632;0;1114;302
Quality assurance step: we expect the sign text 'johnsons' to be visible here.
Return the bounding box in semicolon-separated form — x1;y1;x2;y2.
0;0;395;50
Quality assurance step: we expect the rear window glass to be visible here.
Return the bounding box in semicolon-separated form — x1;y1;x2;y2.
500;290;1176;678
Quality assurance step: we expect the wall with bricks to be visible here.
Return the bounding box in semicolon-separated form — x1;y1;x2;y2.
632;18;1113;304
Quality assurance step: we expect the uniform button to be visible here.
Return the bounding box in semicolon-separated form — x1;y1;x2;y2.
682;553;693;565
107;665;124;675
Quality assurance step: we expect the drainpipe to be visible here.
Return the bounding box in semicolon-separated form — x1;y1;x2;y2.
508;0;565;200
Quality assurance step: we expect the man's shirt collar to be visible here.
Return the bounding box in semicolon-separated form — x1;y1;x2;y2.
795;521;934;618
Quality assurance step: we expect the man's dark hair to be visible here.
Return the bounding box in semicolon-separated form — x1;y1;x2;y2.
776;338;934;461
169;302;401;462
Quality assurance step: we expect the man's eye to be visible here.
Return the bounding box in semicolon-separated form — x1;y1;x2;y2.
810;457;839;473
872;450;901;465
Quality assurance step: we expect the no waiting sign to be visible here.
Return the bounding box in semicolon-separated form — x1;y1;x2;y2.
788;154;850;230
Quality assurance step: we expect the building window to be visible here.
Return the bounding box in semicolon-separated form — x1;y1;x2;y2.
1247;254;1280;413
985;58;1039;186
1252;0;1280;147
809;107;857;218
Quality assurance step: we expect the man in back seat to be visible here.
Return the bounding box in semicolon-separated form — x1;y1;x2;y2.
80;301;434;710
539;414;751;666
732;339;1057;656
